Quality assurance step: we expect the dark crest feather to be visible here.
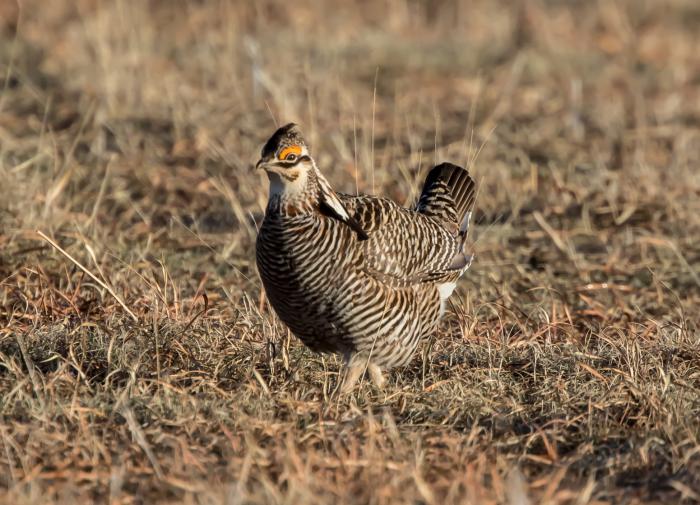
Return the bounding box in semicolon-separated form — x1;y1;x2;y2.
261;123;307;158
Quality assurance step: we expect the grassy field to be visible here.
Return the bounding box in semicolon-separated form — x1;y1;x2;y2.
1;0;699;503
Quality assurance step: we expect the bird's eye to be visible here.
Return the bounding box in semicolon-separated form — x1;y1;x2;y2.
284;153;297;162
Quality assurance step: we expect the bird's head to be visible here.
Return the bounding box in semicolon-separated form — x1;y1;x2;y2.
256;123;315;195
256;122;368;238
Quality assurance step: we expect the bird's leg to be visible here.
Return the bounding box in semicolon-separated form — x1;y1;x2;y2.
340;354;385;393
340;358;364;394
368;363;385;389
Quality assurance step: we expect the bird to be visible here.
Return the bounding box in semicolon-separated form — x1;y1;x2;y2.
255;123;476;392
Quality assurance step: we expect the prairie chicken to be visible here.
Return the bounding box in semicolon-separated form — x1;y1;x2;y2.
255;123;476;391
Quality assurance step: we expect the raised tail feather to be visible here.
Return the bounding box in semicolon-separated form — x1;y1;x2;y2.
416;162;476;235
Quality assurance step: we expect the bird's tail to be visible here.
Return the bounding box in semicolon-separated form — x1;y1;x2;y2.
416;162;476;237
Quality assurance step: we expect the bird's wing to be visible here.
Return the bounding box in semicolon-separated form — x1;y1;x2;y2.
341;195;467;287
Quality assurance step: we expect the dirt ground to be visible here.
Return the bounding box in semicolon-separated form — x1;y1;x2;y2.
1;1;699;503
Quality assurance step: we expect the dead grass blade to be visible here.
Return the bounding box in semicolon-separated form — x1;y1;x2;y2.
36;230;138;321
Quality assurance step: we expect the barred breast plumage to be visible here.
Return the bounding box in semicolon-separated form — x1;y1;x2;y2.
255;123;476;391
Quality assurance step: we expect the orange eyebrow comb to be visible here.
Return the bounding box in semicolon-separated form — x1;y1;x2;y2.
279;145;302;159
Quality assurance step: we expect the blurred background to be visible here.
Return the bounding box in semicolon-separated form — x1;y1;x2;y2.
1;1;699;503
3;0;699;238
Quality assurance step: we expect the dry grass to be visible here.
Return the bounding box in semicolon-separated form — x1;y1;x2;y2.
1;0;699;503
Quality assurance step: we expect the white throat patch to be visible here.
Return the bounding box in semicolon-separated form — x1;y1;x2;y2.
268;166;310;199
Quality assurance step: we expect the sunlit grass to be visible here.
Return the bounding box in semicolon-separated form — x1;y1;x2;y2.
1;1;699;503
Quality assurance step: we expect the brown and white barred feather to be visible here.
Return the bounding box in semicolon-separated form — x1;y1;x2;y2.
256;159;476;370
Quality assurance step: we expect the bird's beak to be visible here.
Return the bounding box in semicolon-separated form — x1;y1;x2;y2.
255;158;265;170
